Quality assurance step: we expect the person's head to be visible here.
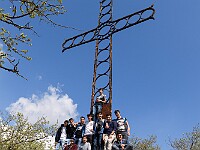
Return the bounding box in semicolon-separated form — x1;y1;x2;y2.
97;112;103;119
82;135;88;143
69;139;75;145
80;116;85;124
64;120;69;127
69;118;74;124
99;88;103;94
114;110;121;119
117;133;123;141
106;114;112;122
87;114;93;121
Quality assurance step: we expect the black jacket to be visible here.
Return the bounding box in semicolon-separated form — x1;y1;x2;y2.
55;124;67;142
67;124;76;139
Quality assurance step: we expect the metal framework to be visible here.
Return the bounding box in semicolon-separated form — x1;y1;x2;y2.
62;0;155;117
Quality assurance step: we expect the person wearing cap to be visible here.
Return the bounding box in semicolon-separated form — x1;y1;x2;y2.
64;139;78;150
113;110;130;140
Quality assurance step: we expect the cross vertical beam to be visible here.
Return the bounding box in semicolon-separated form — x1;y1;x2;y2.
91;0;113;116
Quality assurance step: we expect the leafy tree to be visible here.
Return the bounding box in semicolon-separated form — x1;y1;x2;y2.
170;124;200;150
129;135;160;150
0;112;57;150
0;0;67;78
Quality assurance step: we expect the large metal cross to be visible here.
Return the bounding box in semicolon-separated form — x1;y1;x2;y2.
62;0;155;117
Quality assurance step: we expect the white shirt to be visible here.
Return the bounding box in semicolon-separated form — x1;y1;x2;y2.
60;127;67;140
84;121;94;135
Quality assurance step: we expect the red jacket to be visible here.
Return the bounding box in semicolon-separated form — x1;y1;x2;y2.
64;144;78;150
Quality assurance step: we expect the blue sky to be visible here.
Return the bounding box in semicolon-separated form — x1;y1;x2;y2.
1;0;200;149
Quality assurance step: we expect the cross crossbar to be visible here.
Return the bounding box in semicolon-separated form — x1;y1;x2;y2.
62;5;155;52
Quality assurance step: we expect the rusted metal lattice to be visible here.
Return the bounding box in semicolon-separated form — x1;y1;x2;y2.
62;0;155;117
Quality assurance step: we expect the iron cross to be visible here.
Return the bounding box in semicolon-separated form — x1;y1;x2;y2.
62;0;155;116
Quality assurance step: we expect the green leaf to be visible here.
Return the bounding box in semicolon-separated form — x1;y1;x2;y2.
58;0;62;4
21;50;28;54
1;28;6;33
26;57;32;61
12;7;16;13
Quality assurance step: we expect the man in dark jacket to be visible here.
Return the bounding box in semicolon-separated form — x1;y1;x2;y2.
67;118;77;139
112;133;133;150
55;120;69;150
103;114;117;150
94;112;105;150
74;116;86;147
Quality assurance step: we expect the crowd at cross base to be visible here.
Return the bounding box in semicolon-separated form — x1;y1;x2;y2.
55;89;133;150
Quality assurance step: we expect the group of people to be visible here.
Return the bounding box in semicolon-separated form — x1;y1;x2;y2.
55;88;133;150
55;110;133;150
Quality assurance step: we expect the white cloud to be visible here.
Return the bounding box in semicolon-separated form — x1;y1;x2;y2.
37;75;43;80
6;85;79;125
